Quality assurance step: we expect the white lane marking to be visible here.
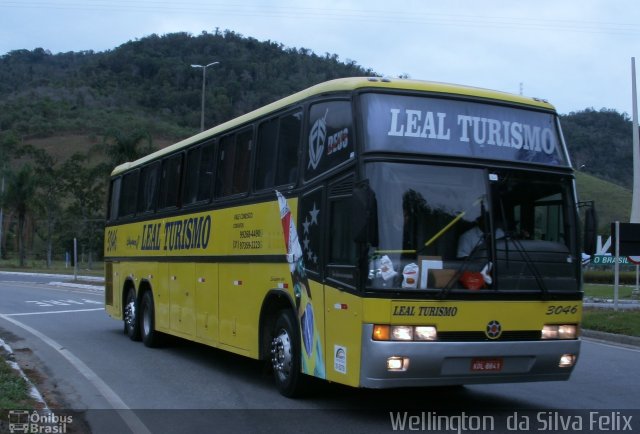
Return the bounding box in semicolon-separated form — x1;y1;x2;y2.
2;308;104;317
0;313;151;434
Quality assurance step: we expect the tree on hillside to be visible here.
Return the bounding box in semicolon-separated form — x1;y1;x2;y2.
102;128;154;167
21;145;64;268
0;131;20;259
60;153;107;268
4;165;37;266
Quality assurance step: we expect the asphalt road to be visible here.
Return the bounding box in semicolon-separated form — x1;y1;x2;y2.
1;272;639;434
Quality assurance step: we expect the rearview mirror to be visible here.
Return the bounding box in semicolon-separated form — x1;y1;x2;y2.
583;204;597;255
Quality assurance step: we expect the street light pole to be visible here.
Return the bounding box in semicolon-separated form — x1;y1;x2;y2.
191;61;219;132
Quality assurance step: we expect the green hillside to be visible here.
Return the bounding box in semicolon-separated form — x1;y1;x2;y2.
575;170;632;233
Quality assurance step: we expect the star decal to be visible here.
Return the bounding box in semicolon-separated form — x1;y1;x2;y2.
309;203;320;225
300;199;322;269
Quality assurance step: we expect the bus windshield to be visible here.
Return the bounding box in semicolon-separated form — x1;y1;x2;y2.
364;162;579;293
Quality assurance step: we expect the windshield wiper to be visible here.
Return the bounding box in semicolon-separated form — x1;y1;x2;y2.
496;191;549;297
502;234;549;297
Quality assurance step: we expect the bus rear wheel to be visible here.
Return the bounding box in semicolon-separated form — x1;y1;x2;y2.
140;290;163;348
270;310;306;397
124;288;141;341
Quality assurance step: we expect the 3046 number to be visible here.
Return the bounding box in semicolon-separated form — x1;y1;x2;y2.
545;305;579;315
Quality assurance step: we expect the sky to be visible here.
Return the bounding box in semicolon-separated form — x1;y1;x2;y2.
0;0;639;116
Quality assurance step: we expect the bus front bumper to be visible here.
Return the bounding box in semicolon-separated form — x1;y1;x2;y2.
359;324;581;389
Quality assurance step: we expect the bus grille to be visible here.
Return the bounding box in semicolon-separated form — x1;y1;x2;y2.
436;330;542;342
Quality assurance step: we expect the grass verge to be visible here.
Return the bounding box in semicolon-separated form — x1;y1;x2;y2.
0;357;35;410
0;260;104;277
582;308;640;337
583;283;637;299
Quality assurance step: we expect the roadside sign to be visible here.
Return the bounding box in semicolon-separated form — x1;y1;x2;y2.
611;223;640;256
628;256;640;265
591;255;629;265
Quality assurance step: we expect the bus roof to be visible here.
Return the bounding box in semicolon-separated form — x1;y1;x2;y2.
111;76;557;176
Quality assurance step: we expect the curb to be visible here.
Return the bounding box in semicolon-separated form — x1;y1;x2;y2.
581;329;640;347
0;338;49;410
0;270;104;282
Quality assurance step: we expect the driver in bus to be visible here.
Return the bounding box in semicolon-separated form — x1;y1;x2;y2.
457;216;505;258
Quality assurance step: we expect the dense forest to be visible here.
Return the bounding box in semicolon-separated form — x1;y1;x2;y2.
0;30;635;267
562;108;634;188
0;29;371;139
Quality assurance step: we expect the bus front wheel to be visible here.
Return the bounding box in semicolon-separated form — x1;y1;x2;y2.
124;288;141;341
270;310;306;397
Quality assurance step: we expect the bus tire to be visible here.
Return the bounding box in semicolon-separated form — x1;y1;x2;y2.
270;309;306;398
140;290;163;348
124;288;141;341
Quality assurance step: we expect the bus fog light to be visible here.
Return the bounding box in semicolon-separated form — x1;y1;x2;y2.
387;356;410;371
391;326;413;341
415;326;437;341
559;354;576;368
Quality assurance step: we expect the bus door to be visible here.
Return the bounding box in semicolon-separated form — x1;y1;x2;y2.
300;175;362;385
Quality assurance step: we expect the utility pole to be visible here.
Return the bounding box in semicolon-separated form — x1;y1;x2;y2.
191;61;220;131
0;175;4;258
631;57;640;223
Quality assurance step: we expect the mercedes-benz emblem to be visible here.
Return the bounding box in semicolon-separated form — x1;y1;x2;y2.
486;320;502;339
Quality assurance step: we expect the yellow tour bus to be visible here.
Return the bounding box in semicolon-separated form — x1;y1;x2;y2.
104;77;595;397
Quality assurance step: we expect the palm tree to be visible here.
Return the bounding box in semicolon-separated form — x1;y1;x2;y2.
4;165;37;266
102;129;154;167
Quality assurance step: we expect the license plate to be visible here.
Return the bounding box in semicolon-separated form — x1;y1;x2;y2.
471;358;503;372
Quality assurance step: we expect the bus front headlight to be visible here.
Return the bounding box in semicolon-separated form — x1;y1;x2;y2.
372;325;437;341
542;324;578;340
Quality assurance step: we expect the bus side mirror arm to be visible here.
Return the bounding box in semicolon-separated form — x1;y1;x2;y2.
581;201;597;256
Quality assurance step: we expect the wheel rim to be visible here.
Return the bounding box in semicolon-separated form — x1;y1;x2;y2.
271;329;293;383
124;294;136;332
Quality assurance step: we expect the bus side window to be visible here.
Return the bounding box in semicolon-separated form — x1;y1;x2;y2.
255;111;302;192
119;170;139;218
184;146;202;205
184;142;215;205
137;162;160;214
216;129;252;198
325;175;357;287
158;154;183;209
305;100;353;181
108;177;121;221
197;143;216;201
275;111;302;186
329;197;356;264
255;118;278;191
